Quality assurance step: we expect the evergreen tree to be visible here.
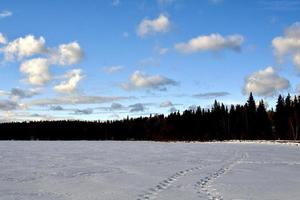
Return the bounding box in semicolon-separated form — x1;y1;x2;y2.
0;93;299;141
257;100;273;139
274;95;287;139
246;92;256;113
245;92;257;139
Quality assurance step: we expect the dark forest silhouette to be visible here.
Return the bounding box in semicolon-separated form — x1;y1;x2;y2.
1;93;300;141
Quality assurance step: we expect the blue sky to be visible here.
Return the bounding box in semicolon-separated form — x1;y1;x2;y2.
0;0;300;121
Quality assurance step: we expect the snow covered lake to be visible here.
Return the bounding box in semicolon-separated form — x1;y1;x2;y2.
0;141;299;200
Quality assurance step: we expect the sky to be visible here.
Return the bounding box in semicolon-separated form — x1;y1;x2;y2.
0;0;300;121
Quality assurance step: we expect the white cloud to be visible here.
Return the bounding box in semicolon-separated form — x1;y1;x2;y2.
243;66;290;97
0;35;83;69
20;58;51;86
0;10;12;18
175;33;244;53
121;70;177;91
0;33;7;44
1;35;85;88
137;14;170;37
2;35;46;61
1;35;83;65
50;42;83;66
54;69;84;93
102;65;124;74
272;22;300;69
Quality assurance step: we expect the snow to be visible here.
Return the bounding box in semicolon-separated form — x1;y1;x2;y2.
0;141;299;200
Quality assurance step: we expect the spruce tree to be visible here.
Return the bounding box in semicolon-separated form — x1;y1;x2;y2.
245;92;257;139
274;95;286;139
257;100;273;139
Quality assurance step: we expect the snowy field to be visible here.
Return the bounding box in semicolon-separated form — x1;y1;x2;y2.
0;141;300;200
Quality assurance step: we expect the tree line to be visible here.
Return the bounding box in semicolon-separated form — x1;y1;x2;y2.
1;93;300;141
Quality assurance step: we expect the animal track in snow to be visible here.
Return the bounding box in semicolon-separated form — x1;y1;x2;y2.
195;152;247;200
136;166;204;200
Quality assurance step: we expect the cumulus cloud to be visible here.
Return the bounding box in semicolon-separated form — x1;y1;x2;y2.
121;70;178;91
129;103;145;112
0;35;85;90
54;69;84;93
193;92;230;99
160;100;173;107
0;35;84;90
243;66;290;97
2;35;46;61
102;65;124;74
0;10;12;18
175;33;244;53
137;14;170;37
272;22;300;70
74;108;93;115
50;42;83;66
20;58;51;86
1;35;83;65
0;33;7;44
